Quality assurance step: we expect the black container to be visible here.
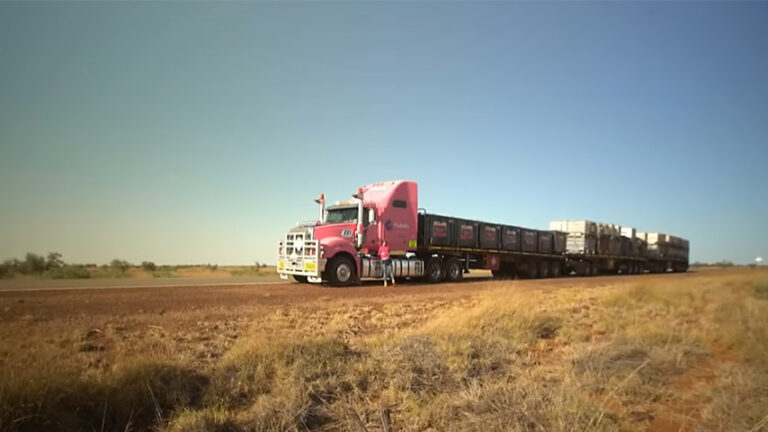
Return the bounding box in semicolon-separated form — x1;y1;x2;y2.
620;236;631;256
501;226;521;251
455;219;478;248
538;231;554;254
418;214;454;247
478;223;501;249
597;234;610;255
553;231;567;254
521;229;538;253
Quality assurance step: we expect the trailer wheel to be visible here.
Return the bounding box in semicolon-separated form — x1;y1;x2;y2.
292;275;309;283
326;256;356;287
425;257;445;284
445;258;463;282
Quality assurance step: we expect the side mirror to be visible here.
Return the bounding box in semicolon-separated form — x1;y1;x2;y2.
368;211;376;225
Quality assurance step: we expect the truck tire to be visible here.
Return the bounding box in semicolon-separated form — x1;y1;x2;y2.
326;256;356;287
292;275;309;283
445;258;463;282
425;257;445;284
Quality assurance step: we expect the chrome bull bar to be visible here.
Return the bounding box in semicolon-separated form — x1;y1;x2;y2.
277;231;323;279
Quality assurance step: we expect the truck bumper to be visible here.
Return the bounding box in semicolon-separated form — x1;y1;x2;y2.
277;234;325;282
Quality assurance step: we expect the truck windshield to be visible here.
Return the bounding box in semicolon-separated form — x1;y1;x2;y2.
324;207;373;226
325;207;358;224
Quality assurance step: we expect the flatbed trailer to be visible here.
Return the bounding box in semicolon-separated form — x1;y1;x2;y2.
563;254;689;275
414;212;566;281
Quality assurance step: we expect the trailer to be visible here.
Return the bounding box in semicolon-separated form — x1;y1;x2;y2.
551;221;689;275
417;213;565;282
277;181;689;286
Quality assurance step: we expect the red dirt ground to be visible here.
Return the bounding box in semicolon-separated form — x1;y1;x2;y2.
0;271;709;322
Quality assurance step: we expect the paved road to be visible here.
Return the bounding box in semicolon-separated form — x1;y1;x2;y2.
0;275;284;292
0;271;494;292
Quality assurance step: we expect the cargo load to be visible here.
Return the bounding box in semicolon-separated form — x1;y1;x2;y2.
620;226;636;238
479;223;501;250
549;220;597;235
598;234;622;256
501;226;521;251
632;237;647;257
455;219;478;248
538;231;554;254
521;229;538;253
566;235;597;254
549;220;598;254
645;232;667;258
553;231;567;254
597;223;620;236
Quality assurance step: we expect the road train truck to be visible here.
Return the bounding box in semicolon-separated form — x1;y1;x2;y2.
277;180;688;286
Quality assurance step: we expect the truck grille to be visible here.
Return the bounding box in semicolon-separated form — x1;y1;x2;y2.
277;231;321;277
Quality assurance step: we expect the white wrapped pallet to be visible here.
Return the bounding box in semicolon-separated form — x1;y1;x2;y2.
646;232;666;245
549;220;567;232
566;235;597;254
571;220;598;234
620;227;636;238
598;223;620;236
549;220;597;235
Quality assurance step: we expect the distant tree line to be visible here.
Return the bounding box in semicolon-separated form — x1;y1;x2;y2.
0;253;268;279
0;252;89;279
0;253;137;279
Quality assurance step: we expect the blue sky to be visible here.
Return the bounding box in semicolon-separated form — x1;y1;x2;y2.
1;2;766;265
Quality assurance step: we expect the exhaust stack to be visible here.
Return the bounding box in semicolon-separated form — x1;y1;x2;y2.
353;187;364;249
314;193;325;223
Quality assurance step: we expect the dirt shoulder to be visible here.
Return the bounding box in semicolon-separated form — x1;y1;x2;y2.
0;270;716;321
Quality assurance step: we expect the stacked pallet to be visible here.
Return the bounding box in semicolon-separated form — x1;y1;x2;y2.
549;220;597;255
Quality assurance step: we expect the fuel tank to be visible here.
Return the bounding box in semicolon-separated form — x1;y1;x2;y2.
360;257;425;279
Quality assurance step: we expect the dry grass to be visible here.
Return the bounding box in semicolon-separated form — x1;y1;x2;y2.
1;269;767;431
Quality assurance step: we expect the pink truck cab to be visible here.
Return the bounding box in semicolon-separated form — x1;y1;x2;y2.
277;180;423;286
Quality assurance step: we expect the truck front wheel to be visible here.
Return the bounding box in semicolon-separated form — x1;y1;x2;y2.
292;275;309;283
326;256;356;287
